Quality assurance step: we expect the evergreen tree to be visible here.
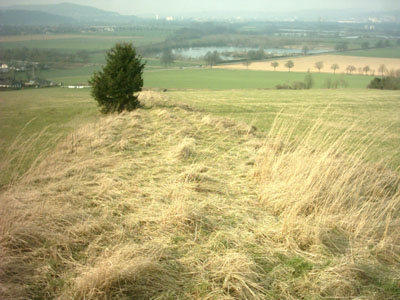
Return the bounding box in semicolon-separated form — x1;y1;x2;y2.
89;43;145;113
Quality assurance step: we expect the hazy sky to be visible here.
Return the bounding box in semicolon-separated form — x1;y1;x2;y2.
0;0;399;15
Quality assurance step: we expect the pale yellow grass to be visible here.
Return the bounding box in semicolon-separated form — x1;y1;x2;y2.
217;54;400;75
0;92;399;299
0;34;144;42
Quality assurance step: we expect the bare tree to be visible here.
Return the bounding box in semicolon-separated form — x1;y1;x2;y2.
205;51;221;68
331;63;339;74
378;64;387;77
285;60;294;72
346;65;356;74
315;61;324;73
271;61;279;71
362;65;370;75
160;48;175;67
243;59;251;70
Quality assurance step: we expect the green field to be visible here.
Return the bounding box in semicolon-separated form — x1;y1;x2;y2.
33;60;204;85
337;46;400;58
0;88;97;147
144;69;373;89
0;88;98;184
36;65;102;85
35;67;374;88
0;31;170;52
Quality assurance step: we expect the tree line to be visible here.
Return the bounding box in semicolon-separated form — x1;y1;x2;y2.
0;47;90;64
266;60;398;77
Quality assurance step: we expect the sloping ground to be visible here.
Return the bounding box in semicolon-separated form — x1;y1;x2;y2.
217;54;400;75
1;92;399;299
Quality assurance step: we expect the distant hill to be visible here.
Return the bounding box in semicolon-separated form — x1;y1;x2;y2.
0;10;74;25
170;8;400;22
1;2;138;25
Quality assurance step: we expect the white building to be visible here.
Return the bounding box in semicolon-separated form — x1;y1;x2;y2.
1;64;9;73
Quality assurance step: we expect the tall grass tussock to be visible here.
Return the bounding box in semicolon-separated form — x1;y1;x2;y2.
0;91;399;299
255;115;400;297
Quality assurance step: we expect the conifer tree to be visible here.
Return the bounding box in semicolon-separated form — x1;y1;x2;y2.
90;43;145;113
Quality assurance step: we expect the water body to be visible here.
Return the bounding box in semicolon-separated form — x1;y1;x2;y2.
172;47;328;60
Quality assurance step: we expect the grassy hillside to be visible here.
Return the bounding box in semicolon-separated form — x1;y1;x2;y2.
1;88;399;187
1;91;399;299
0;88;98;185
168;89;400;168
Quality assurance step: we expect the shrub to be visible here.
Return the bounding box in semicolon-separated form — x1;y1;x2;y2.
368;77;400;90
276;74;313;90
304;73;314;89
89;43;145;113
368;77;384;89
291;81;306;89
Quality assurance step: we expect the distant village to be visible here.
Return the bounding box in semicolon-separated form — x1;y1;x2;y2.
0;61;63;90
1;60;92;90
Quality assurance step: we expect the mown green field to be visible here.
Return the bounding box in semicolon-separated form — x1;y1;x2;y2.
336;46;400;59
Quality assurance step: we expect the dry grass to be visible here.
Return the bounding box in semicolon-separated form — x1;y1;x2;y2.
217;54;400;75
0;91;399;299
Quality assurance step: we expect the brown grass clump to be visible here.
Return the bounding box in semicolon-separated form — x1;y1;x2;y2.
1;91;399;299
173;137;197;159
67;245;181;299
